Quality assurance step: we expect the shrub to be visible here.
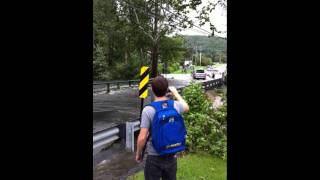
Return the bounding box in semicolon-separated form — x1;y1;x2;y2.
182;83;227;159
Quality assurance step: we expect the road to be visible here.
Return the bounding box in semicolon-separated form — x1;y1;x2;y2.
93;87;152;133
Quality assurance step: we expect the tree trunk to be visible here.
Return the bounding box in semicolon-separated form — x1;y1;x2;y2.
140;47;143;67
150;0;159;78
150;42;158;78
124;36;128;64
108;37;113;66
128;36;131;61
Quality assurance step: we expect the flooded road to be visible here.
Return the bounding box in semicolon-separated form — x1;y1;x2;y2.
93;87;152;133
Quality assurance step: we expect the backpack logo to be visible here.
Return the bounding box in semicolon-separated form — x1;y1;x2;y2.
169;117;175;123
166;142;181;149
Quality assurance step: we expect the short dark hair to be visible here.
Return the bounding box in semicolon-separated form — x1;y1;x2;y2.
151;75;168;97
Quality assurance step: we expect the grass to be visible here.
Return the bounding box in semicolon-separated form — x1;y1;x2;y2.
128;153;226;180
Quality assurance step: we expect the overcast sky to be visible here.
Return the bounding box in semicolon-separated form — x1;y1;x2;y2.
177;0;227;37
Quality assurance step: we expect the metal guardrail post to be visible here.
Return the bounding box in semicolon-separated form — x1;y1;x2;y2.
107;83;110;93
126;122;134;152
125;121;140;152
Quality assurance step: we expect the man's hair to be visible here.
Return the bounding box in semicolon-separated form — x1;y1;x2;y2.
151;75;168;97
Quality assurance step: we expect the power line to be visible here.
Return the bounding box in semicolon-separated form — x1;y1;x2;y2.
119;0;211;34
118;0;226;39
158;4;227;38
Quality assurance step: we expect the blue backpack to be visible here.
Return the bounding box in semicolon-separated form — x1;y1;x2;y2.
148;100;187;156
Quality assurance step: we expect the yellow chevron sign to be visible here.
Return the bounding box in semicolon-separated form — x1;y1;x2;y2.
139;66;150;98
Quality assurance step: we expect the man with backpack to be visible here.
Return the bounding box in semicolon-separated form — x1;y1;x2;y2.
135;75;189;180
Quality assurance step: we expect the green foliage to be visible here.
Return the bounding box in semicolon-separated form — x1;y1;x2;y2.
182;83;211;113
195;55;212;66
167;62;180;73
93;0;151;80
157;63;164;74
109;53;141;80
184;35;227;62
93;44;108;80
182;83;227;159
160;36;186;64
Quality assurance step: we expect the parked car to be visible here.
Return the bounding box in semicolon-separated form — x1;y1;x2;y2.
192;69;206;80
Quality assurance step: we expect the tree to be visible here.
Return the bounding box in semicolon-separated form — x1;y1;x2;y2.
119;0;226;77
93;0;152;80
159;36;186;68
93;0;227;80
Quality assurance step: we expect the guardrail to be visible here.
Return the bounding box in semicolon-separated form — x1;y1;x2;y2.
93;77;224;94
93;80;140;93
93;120;141;154
93;79;155;93
93;126;120;152
202;78;224;90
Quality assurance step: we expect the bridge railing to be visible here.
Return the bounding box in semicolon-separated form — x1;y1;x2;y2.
93;77;224;96
202;78;224;90
93;79;155;93
93;80;140;93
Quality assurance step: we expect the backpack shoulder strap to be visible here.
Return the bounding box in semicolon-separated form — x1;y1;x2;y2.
149;101;165;112
167;99;175;109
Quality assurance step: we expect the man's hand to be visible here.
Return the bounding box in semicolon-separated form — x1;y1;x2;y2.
135;153;142;163
168;86;189;113
168;86;179;96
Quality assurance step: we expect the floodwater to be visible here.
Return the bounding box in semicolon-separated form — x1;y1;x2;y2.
93;87;152;133
205;86;226;108
93;149;144;180
93;138;145;180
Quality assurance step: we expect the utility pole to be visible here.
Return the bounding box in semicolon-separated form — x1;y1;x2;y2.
200;51;202;66
199;46;202;66
195;45;198;66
